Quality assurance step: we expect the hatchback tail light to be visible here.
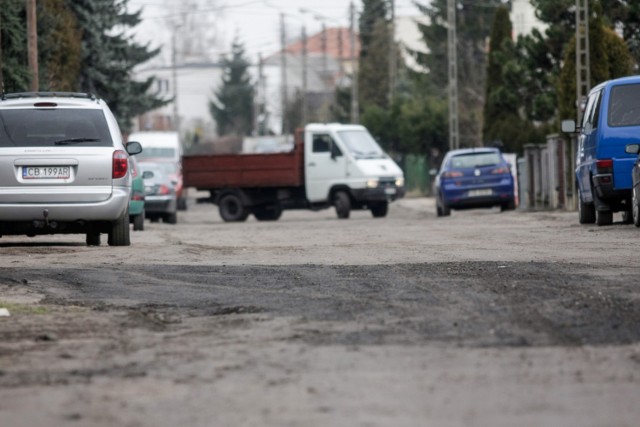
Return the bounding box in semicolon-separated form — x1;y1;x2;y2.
442;171;463;178
491;167;510;174
113;150;128;179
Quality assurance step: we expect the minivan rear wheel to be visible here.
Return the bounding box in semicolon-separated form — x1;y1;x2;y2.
108;208;131;246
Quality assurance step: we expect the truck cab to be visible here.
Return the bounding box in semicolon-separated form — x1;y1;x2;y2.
304;123;405;218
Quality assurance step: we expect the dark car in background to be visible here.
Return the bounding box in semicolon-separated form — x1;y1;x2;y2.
433;147;515;217
141;159;186;211
140;163;178;224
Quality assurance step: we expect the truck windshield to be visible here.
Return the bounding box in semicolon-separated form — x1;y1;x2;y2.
337;130;386;159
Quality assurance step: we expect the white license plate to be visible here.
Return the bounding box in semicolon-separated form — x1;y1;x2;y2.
468;189;492;197
384;187;397;195
22;166;71;179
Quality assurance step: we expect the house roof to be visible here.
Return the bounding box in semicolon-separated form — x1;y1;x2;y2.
285;27;360;61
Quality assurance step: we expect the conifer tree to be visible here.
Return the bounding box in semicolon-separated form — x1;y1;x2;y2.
358;0;390;110
209;38;254;136
67;0;166;132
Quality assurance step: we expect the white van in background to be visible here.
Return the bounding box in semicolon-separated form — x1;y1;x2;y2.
127;131;182;163
127;131;187;211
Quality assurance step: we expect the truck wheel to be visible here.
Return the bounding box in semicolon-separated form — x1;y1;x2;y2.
578;190;596;224
254;205;282;221
334;191;351;219
219;193;249;222
178;197;188;211
370;202;388;218
595;209;613;226
86;232;101;246
108;208;131;246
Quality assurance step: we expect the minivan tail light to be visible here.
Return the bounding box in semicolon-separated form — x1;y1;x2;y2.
113;150;128;179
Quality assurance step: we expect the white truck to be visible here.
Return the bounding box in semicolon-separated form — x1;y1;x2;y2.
182;123;406;221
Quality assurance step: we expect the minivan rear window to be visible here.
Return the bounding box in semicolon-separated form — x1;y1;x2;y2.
0;108;113;147
608;83;640;127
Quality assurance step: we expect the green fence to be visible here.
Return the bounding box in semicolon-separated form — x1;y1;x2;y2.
400;154;430;196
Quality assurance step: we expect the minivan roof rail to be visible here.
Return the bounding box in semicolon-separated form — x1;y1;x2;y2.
1;92;96;101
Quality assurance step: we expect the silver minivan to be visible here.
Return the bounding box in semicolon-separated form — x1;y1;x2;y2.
0;92;142;246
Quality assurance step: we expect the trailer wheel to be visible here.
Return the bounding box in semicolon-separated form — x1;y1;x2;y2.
254;204;282;221
219;193;249;222
334;191;351;219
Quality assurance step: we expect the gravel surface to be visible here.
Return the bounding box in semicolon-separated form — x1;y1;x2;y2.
0;196;639;427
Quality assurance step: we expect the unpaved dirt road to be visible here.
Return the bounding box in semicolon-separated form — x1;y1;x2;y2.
1;196;639;427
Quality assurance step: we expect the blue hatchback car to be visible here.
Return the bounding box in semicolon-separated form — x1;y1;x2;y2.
433;147;515;217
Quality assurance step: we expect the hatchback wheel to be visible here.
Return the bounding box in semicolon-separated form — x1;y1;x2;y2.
164;212;178;224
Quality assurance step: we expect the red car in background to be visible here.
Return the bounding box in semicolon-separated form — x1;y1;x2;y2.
138;158;187;211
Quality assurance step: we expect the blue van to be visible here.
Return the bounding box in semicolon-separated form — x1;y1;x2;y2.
562;76;640;226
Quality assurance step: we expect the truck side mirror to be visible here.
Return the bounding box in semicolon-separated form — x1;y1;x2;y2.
561;120;577;133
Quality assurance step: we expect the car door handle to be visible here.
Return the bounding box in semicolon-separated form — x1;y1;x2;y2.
308;162;316;167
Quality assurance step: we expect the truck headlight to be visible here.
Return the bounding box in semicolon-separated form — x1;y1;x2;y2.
395;177;404;187
366;179;379;188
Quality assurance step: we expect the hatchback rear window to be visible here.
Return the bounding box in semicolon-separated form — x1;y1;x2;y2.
608;83;640;127
449;152;501;169
0;108;113;147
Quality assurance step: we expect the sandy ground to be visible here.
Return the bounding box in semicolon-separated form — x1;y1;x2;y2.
0;196;639;426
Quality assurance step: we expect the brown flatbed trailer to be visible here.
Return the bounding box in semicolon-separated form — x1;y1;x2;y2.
182;139;304;190
182;132;306;222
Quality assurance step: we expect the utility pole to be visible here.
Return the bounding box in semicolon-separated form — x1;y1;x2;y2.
446;0;459;150
575;0;590;124
280;13;288;135
26;0;38;92
572;0;590;210
350;1;359;124
302;26;308;126
388;0;396;105
171;29;180;133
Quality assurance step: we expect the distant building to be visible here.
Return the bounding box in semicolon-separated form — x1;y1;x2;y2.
132;62;223;140
510;0;547;39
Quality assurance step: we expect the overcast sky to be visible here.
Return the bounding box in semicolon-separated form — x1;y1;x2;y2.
128;0;422;65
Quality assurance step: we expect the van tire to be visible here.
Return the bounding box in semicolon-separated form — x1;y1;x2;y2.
108;208;131;246
633;187;640;227
334;191;351;219
595;209;613;226
219;193;249;222
578;191;596;224
370;202;388;218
